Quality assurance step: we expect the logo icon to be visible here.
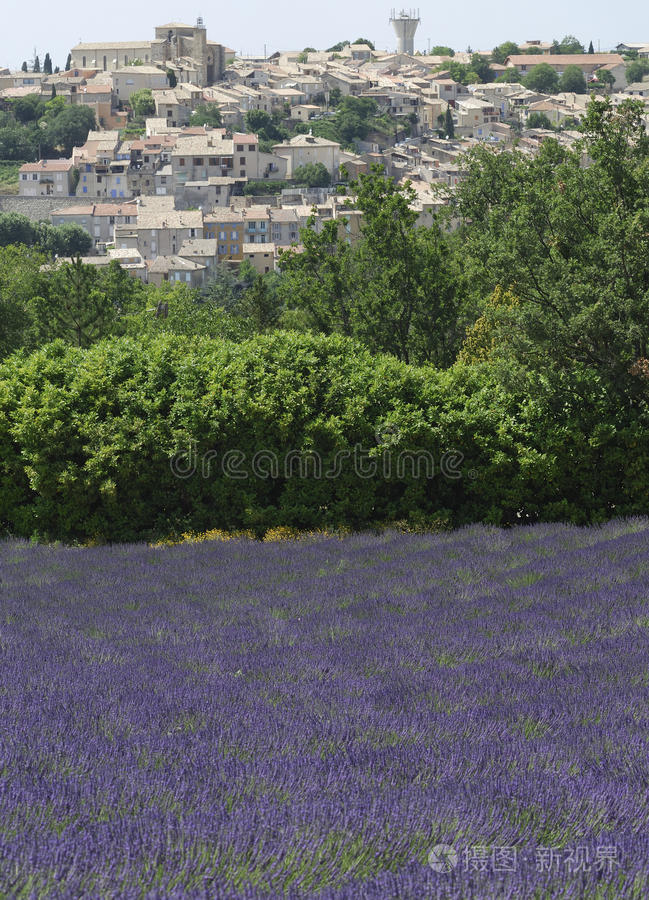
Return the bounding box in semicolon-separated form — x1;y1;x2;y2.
428;844;458;873
375;423;401;446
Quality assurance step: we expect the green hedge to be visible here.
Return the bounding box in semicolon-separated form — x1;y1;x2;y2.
1;333;648;542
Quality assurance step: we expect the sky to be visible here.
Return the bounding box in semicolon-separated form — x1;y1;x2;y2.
1;1;641;70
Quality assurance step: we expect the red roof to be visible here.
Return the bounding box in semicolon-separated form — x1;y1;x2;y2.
20;159;74;173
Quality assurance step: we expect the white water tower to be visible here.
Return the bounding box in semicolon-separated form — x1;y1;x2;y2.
390;8;420;55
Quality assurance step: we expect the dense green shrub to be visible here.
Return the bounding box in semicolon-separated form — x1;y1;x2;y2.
1;332;648;543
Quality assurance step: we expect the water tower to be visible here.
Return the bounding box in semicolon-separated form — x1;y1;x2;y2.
390;8;420;55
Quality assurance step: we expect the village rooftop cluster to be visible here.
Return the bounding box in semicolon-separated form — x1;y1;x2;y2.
2;21;648;282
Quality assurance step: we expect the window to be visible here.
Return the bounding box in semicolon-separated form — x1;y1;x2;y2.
260;235;266;243
240;170;246;177
82;56;86;66
109;216;115;225
32;173;38;180
239;156;246;165
193;158;203;166
236;144;244;151
259;221;266;231
124;55;128;65
124;217;131;224
21;173;27;180
83;186;87;193
219;244;227;253
116;177;121;184
231;231;237;240
179;158;185;166
97;175;102;183
103;56;107;70
189;228;196;238
209;157;217;166
248;144;255;151
230;244;238;254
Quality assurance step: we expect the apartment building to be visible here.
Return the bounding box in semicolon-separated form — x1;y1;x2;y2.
505;54;627;90
112;66;169;102
269;208;301;245
114;196;203;258
19;159;76;196
177;238;219;277
203;209;245;262
454;97;500;136
50;201;138;247
271;134;341;180
242;242;276;274
148;255;208;287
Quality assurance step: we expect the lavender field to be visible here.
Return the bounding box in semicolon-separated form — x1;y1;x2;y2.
2;521;649;898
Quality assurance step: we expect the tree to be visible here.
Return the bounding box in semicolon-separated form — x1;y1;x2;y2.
65;53;72;71
0;245;47;357
278;216;356;336
12;94;45;123
129;89;155;118
190;103;222;127
491;41;519;65
51;83;57;99
43;53;52;75
239;274;281;331
453;98;649;395
166;69;177;88
49;105;96;155
588;41;595;54
558;65;587;93
327;41;350;53
496;67;522;83
33;55;40;73
279;168;461;365
626;59;649;84
555;35;585;54
328;87;343;108
444;106;455;138
431;46;455;57
0;212;36;247
353;38;375;50
244;109;286;143
29;257;116;348
38;223;92;257
594;68;615;91
292;162;331;187
524;63;559;93
21;61;28;72
526;111;554;130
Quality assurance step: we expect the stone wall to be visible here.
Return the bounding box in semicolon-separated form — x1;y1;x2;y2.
0;195;82;222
